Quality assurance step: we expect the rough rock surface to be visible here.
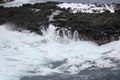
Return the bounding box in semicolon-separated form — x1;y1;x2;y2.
0;0;14;3
0;1;120;45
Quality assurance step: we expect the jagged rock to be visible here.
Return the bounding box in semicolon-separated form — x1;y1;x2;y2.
0;2;120;45
0;0;14;3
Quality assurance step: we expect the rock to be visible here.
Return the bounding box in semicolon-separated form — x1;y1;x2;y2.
0;0;14;3
0;2;120;45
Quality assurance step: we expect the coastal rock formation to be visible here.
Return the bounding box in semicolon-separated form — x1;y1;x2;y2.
0;2;120;45
0;0;14;3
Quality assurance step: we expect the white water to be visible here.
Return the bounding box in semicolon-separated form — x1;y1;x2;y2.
1;0;120;7
0;0;117;14
0;0;30;7
57;3;115;13
0;0;47;7
0;24;120;80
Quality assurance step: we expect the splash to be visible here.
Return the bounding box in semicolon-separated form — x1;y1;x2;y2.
0;24;120;80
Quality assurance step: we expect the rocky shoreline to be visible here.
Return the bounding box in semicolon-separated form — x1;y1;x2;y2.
0;1;120;45
0;0;14;3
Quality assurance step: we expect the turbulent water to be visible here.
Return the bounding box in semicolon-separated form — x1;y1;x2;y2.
0;24;120;80
1;0;120;7
7;0;120;3
23;0;120;3
0;0;120;80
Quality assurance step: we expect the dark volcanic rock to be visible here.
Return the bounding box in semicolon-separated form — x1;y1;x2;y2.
0;2;120;45
0;0;14;3
0;2;60;34
52;10;120;45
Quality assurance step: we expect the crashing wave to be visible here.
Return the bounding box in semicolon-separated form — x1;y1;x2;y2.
0;24;120;80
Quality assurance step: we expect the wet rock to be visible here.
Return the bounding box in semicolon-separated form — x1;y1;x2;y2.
0;0;14;3
0;2;120;45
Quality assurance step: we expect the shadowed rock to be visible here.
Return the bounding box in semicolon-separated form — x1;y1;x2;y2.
0;0;14;3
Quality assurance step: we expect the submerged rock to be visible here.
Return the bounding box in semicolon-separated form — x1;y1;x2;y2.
21;68;120;80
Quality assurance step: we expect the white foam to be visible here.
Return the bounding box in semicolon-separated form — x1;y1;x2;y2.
0;0;30;7
57;3;115;13
0;24;120;80
0;1;116;13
